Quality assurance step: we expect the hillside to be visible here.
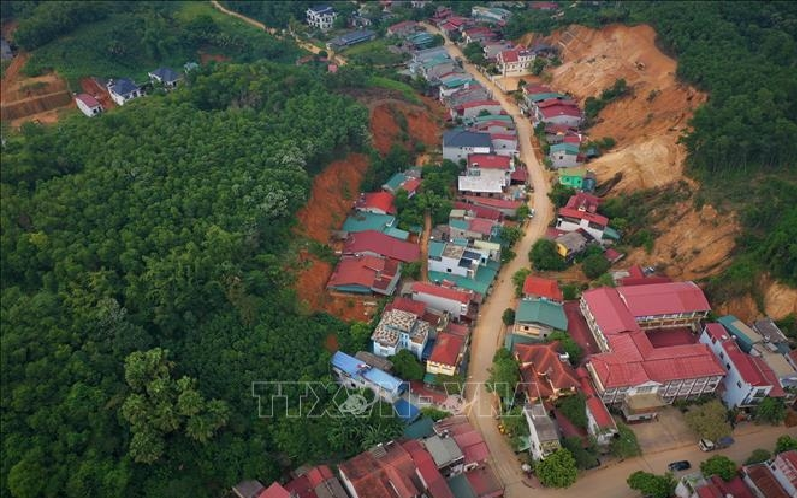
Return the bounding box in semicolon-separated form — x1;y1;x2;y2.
524;23;796;319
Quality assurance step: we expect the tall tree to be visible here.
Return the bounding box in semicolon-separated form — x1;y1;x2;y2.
535;448;578;488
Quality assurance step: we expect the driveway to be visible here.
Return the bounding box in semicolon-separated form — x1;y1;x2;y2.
420;22;554;492
630;406;695;454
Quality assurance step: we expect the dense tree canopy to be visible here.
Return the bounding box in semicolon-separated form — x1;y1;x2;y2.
700;455;738;482
627;471;676;498
0;61;396;498
535;448;578;488
684;401;732;442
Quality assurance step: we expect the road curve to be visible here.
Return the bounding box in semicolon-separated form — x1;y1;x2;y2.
420;22;554;495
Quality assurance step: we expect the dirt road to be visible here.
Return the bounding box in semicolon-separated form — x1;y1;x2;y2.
421;23;554;493
210;1;347;65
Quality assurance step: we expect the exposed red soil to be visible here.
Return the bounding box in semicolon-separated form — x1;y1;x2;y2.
80;78;116;110
199;51;230;64
1;52;74;125
372;104;402;155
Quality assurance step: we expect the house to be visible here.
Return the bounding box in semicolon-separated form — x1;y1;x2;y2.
462;195;523;217
422;435;465;476
438;75;478;99
148;67;182;88
512;298;568;342
453;100;504;120
700;323;784;409
406;32;437;51
604;247;624;264
412;46;449;63
327;30;376;51
549;142;581;168
523;403;560;461
675;473;755;498
448;215;500;241
388;20;419;38
444;86;492;108
430;6;454;25
332;351;407;403
557;166;590;189
496;47;535;77
457;168;507;197
770;450;797;498
342;212;397;234
355;191;396;215
427;332;467;376
411;281;474;321
428;241;492;278
343;230;421;263
483;42;514;61
462;26;496;45
576;368;617;446
279;465;350;498
107;78;142;106
307;5;337;30
443;130;493;162
382;172;422;197
372;308;430;359
556;199;609;241
327;255;401;296
581;285;724;408
454;201;504;221
752;317;789;346
490;133;518;157
472;6;512;23
515;342;578;402
356;350;394;372
522;276;563;303
338;439;450;498
554;231;588;259
232;481;264;498
717;315;797;406
75;94;102;117
533;100;582;127
742;463;791;498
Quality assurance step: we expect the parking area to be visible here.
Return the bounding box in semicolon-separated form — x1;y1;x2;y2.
630;406;696;454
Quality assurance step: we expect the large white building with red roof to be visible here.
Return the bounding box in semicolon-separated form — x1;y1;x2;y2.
581;283;724;406
411;281;474;321
496;46;535;77
700;323;784;409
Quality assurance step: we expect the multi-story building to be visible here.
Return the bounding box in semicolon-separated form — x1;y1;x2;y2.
427;332;467;377
700;323;784;409
581;285;724;408
331;351;407;404
523;403;560;461
307;5;337;30
496;47;535;77
371;309;430;359
411;281;474;321
515;342;578;403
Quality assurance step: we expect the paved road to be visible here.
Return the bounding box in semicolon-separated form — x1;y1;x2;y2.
422;23;554;494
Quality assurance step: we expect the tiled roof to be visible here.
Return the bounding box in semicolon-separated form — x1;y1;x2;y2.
258;483;291;498
307;465;334;487
356;191;396;214
515;342;578;398
467;153;511;169
327;255;399;293
515;298;568;330
76;94;100;107
617;281;711;317
463;195;522;210
412;281;472;304
468;218;496;236
429;332;465;366
344;230;420;263
499;49;519;63
464;467;502;498
522;276;563;301
743;464;791;498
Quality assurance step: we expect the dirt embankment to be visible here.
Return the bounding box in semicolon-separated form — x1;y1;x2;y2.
1;47;74;125
292;93;444;321
526;24;797;318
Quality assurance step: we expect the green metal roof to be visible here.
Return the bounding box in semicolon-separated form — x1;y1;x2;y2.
451;238;469;246
383;226;410;240
602;226;621;240
449;218;469;230
447;474;477;498
442;78;473;88
403;416;435;440
470;114;513;123
342;212;395;232
429;241;446;258
551;143;580;154
515;299;568;330
558;166;588;178
428;271;489;295
384;173;406;191
529;92;566;102
504;332;541;351
718;315;754;351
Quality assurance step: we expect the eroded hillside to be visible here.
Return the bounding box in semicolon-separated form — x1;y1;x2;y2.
525;24;796;317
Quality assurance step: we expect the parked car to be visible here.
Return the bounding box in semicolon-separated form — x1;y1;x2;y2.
668;460;691;472
699;437;735;452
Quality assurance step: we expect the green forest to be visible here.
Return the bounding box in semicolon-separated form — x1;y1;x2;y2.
0;60;411;497
507;1;797;289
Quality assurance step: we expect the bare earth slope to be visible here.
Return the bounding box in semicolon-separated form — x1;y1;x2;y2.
535;24;796;318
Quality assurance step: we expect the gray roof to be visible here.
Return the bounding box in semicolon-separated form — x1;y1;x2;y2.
444;130;493;149
314;477;349;498
423;435;463;467
355;351;394;371
555;231;587;253
525;404;559;442
232;481;264;498
332;30;375;46
150;67;181;83
108;78;139;97
752;317;788;344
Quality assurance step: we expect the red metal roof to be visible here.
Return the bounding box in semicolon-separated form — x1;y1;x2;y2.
499;49;518;63
540;104;582;118
708;475;755;498
412;281;472;304
461;440;490;465
743;464;791;498
306;465;334;487
538;98;577;108
344;230;421;263
582;288;639;334
76;94;100;107
445;322;470;337
565;192;601;212
604;248;624;262
464;26;493;36
490;132;517;141
327;255;399;293
259;483;292;498
283;474;318;498
429;332;465;366
463;195;522;210
386;297;427;316
468;154;511;169
617;281;711;317
558;207;609;227
459;99;502;110
721;339;784;395
524;84;552;95
400;177;421;194
356;191;396;214
510;167;528;183
465;468;503;498
468;218;496;236
454;201;503;220
522;276;563;301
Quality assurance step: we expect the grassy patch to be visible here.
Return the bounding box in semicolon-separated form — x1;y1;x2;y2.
367;76;421;105
343;40;408;67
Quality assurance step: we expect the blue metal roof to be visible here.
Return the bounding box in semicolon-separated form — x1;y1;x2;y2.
332;351;405;393
394;400;420;423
